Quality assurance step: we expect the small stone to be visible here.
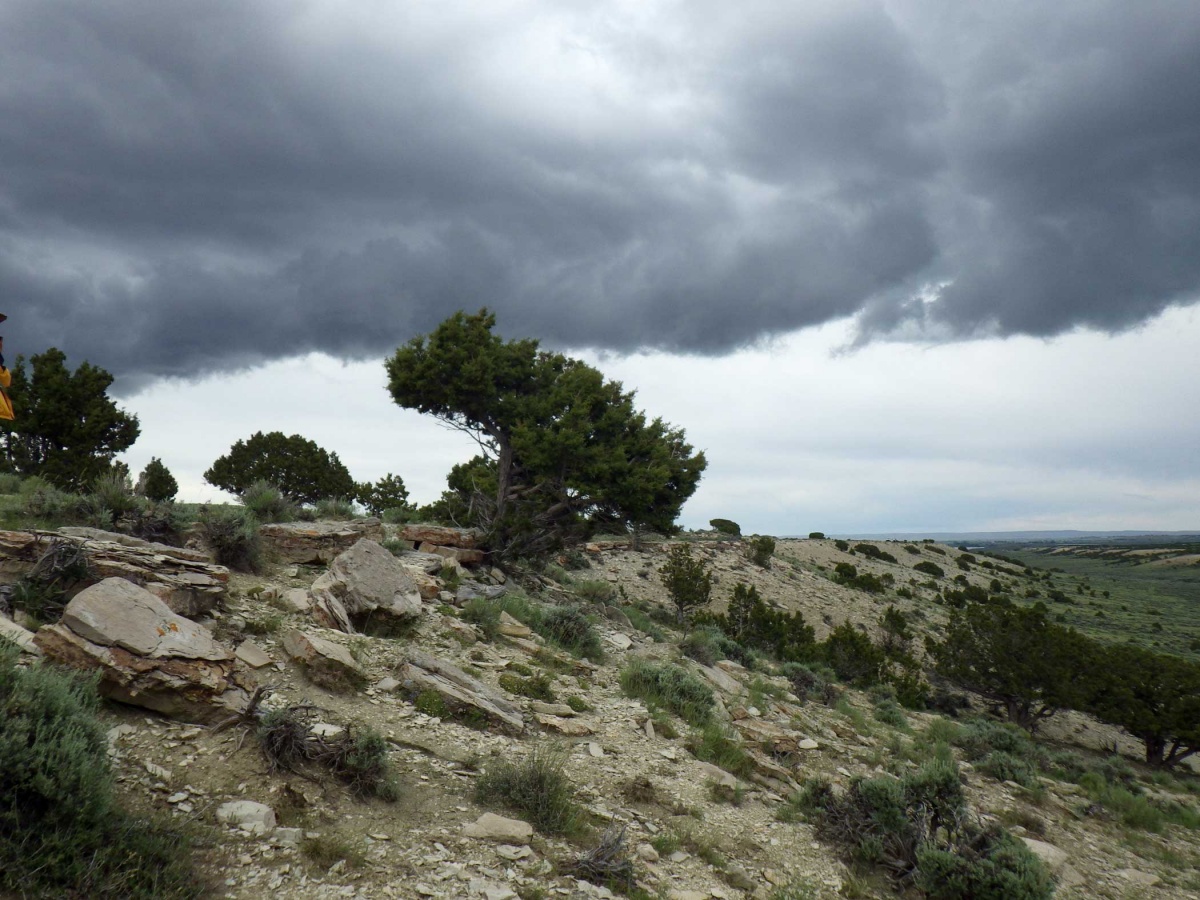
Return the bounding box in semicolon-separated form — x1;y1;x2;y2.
588;742;605;758
605;633;633;651
495;844;532;861
375;675;401;692
311;722;345;738
497;611;531;638
1116;868;1159;887
636;843;659;862
798;738;819;751
235;639;272;668
166;792;190;804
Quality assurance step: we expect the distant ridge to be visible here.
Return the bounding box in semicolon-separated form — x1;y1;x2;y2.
791;529;1200;544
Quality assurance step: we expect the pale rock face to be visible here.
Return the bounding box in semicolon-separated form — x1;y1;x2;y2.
309;538;422;632
216;800;276;835
282;629;366;690
462;812;534;844
33;577;255;723
399;524;482;549
258;520;383;565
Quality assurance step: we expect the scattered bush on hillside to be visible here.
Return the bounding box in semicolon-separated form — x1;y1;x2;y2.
681;625;751;668
822;623;888;687
475;743;584;836
686;721;755;778
199;504;264;573
620;658;714;727
832;563;887;594
808;531;826;539
8;538;93;625
205;430;357;504
914;560;945;579
541;605;604;662
834;540;850;552
747;535;776;568
0;643;202;899
701;582;816;663
659;543;712;622
794;756;1052;899
569;826;636;893
709;518;741;536
854;543;898;564
313;496;357;520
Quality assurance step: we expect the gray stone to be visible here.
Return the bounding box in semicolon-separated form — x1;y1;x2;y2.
309;538;422;632
33;578;255;723
258;520;383;566
235;639;272;668
397;649;524;733
282;629;365;690
281;589;311;612
216;800;276;835
462;813;533;844
0;615;40;654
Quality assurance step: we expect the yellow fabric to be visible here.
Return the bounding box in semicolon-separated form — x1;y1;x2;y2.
0;367;13;420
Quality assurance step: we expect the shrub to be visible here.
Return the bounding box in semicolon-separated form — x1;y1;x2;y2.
916;829;1054;900
475;743;584;835
822;623;887;686
747;535;776;568
569;826;635;892
834;561;858;580
199;505;264;572
240;480;297;523
541;605;604;661
914;560;945;579
681;625;748;667
0;644;201;899
904;544;921;555
686;721;755;778
619;658;714;726
659;543;712;621
321;727;400;800
834;540;850;552
854;543;897;564
808;531;826;540
711;581;815;663
313;496;357;520
205;430;356;504
88;470;139;527
709;518;741;536
135;457;179;503
499;672;557;701
874;698;909;729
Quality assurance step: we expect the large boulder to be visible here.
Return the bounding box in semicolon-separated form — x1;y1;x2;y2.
309;538;422;632
258;520;383;566
282;629;366;691
33;577;255;723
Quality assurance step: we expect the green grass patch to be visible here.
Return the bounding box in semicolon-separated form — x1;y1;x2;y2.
619;658;714;727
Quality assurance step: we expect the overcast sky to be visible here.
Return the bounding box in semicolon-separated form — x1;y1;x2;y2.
5;1;1200;533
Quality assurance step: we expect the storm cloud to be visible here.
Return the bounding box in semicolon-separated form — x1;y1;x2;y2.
4;0;1200;386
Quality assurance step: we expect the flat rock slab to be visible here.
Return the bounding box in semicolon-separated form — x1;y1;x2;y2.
536;714;594;736
462;813;533;844
0;615;40;654
258;520;383;565
34;578;254;723
400;524;482;549
397;649;524;733
0;530;229;618
309;538;423;633
235;639;273;668
283;629;365;690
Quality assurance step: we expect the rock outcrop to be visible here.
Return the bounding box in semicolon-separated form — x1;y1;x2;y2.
398;524;482;549
257;520;383;565
397;649;524;733
308;538;423;632
282;628;366;690
33;577;255;723
0;529;230;617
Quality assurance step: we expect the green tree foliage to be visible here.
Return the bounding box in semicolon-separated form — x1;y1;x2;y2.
808;531;825;539
1084;644;1200;767
356;473;410;516
385;309;706;554
659;543;712;622
0;349;140;491
714;581;816;662
914;560;945;579
135;457;178;503
204;431;356;504
822;622;888;686
879;605;913;658
927;603;1093;731
747;535;776;568
709;518;741;536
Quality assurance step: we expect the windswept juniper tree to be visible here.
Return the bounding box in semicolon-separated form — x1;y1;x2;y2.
386;309;706;557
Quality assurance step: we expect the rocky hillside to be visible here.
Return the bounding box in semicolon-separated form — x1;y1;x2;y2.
3;525;1199;899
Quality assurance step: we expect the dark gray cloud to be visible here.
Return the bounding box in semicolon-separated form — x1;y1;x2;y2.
3;0;1199;388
